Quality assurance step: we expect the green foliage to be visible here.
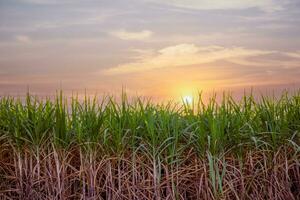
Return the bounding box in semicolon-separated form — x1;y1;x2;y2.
0;91;299;156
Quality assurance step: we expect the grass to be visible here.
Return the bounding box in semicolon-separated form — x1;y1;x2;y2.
0;91;299;199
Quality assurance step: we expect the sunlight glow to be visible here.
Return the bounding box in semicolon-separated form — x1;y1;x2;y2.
183;95;193;104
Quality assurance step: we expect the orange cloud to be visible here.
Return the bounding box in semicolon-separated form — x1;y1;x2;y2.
103;44;274;74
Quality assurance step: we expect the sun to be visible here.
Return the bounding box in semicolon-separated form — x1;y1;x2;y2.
183;95;193;104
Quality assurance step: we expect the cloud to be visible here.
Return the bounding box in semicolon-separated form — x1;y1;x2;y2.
146;0;285;12
17;0;74;4
103;43;274;74
33;16;107;30
110;30;153;41
15;35;32;43
284;51;300;59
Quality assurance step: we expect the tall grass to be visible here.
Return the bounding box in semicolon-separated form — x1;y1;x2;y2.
0;91;299;199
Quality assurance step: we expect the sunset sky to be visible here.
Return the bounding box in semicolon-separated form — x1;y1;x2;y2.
0;0;300;100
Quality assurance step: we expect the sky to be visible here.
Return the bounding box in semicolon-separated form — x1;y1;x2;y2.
0;0;300;100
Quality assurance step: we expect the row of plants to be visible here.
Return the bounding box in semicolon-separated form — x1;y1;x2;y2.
0;91;299;199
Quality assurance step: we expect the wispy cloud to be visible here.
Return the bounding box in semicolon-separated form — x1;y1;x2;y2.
18;0;73;5
15;35;32;44
110;30;153;41
284;51;300;59
103;43;274;74
32;16;107;30
146;0;286;12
